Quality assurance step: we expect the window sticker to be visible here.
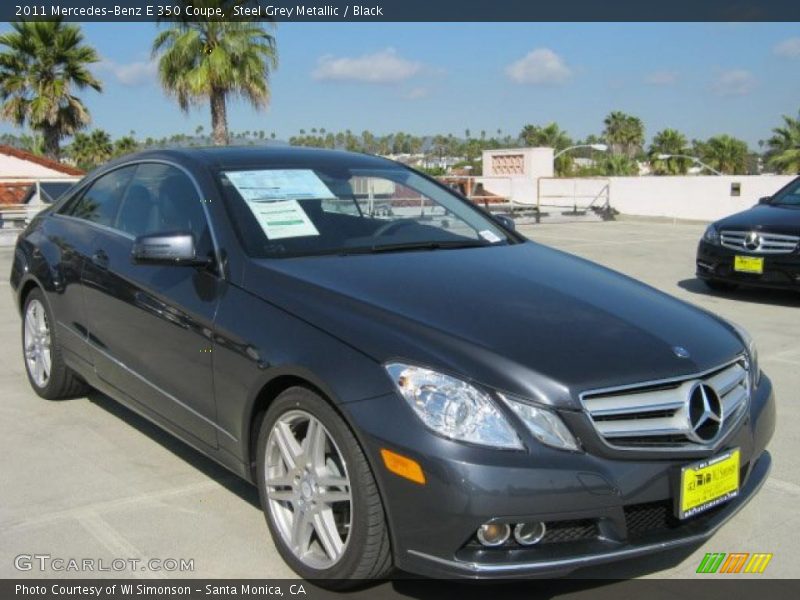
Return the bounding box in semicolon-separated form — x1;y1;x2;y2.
479;229;503;243
244;198;320;240
224;170;330;239
225;169;335;202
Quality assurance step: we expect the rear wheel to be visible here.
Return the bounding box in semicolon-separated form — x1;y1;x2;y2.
22;288;89;400
256;387;392;587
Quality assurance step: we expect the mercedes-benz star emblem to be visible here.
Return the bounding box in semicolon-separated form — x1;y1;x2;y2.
672;346;691;359
687;382;723;443
744;232;761;251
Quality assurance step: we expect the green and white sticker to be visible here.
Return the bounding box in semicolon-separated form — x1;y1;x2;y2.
225;169;330;239
246;199;320;240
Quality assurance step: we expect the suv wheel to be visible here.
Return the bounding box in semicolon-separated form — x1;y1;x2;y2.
256;387;392;587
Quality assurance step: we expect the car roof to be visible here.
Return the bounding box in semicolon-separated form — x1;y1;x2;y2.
102;145;399;173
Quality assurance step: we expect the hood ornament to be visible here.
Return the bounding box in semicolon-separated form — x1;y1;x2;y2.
672;346;691;359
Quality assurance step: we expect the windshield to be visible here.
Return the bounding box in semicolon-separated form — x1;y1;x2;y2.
218;166;513;258
771;178;800;207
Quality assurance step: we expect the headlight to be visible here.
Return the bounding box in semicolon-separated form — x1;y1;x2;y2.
498;394;580;452
385;363;522;449
730;321;760;389
703;224;720;245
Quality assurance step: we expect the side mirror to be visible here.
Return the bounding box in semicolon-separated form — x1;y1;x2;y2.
494;214;516;231
131;232;210;266
757;196;772;205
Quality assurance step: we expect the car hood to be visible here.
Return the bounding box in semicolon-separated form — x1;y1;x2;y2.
246;242;743;409
715;204;800;235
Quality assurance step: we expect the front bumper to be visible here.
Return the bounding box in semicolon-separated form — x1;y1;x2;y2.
344;375;775;579
697;240;800;289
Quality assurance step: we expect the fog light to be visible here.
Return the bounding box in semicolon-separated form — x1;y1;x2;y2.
477;523;510;547
514;522;546;546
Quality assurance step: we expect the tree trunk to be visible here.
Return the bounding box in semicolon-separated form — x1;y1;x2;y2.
210;88;229;146
42;127;60;160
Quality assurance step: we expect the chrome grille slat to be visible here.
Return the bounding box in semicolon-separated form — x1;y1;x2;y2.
581;358;750;450
722;386;747;416
583;387;684;417
720;230;799;254
706;363;746;396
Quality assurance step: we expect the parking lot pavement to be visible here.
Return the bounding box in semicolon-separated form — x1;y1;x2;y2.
1;219;798;581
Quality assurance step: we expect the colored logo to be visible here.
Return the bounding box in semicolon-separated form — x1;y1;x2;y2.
696;552;773;574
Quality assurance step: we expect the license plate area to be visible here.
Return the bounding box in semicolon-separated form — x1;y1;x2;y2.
678;448;740;519
734;255;764;274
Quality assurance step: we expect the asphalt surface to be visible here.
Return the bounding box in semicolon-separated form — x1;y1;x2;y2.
1;219;797;584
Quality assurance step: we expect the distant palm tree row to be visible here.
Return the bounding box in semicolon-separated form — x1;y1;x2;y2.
1;15;800;176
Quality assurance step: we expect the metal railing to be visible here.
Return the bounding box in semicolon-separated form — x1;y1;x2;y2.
0;176;81;228
536;177;613;222
435;175;517;211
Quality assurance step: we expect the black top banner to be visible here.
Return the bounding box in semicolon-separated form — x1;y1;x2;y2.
3;0;800;22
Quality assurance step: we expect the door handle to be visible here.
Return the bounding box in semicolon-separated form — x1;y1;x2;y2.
91;250;109;269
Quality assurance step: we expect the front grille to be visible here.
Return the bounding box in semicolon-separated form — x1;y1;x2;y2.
720;230;799;254
581;358;750;450
541;519;598;544
624;501;679;537
624;499;730;539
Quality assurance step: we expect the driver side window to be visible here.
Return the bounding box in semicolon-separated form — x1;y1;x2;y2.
115;163;213;255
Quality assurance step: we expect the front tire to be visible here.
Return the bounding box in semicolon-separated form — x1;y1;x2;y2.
256;387;392;587
22;288;90;400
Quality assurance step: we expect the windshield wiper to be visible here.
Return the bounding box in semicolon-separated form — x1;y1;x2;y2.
339;239;499;255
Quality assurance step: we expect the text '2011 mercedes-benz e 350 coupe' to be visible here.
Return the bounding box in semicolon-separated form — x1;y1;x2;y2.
11;147;774;585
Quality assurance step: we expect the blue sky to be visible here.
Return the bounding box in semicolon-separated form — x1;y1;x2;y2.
2;21;800;146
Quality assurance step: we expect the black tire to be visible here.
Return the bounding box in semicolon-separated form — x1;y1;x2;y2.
256;387;393;588
703;279;738;292
21;288;90;400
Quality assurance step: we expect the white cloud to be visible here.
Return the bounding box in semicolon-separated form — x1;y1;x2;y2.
97;58;157;86
774;37;800;58
505;48;572;85
312;48;421;84
711;69;756;96
403;87;429;100
644;70;678;86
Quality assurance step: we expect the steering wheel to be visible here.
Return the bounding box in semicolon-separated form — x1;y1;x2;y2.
371;218;417;238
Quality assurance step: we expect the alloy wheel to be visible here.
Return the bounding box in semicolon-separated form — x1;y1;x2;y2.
24;299;51;388
264;410;352;570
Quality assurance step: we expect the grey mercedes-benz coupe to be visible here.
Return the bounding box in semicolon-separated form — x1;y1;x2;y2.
11;147;774;585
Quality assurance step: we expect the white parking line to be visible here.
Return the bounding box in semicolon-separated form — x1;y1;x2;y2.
78;511;164;579
0;479;230;533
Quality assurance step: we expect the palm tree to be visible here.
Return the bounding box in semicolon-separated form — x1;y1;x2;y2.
648;128;691;175
113;135;139;158
152;9;278;146
695;135;749;175
0;19;102;159
68;128;112;169
766;109;800;174
603;111;644;158
601;154;638;176
519;123;574;176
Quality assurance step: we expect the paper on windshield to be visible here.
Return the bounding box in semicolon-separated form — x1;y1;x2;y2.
225;169;336;202
225;169;331;239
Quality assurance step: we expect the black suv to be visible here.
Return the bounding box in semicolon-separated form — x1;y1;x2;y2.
697;177;800;291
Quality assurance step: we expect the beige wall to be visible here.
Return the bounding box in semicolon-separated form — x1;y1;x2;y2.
479;148;555;205
539;175;796;221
